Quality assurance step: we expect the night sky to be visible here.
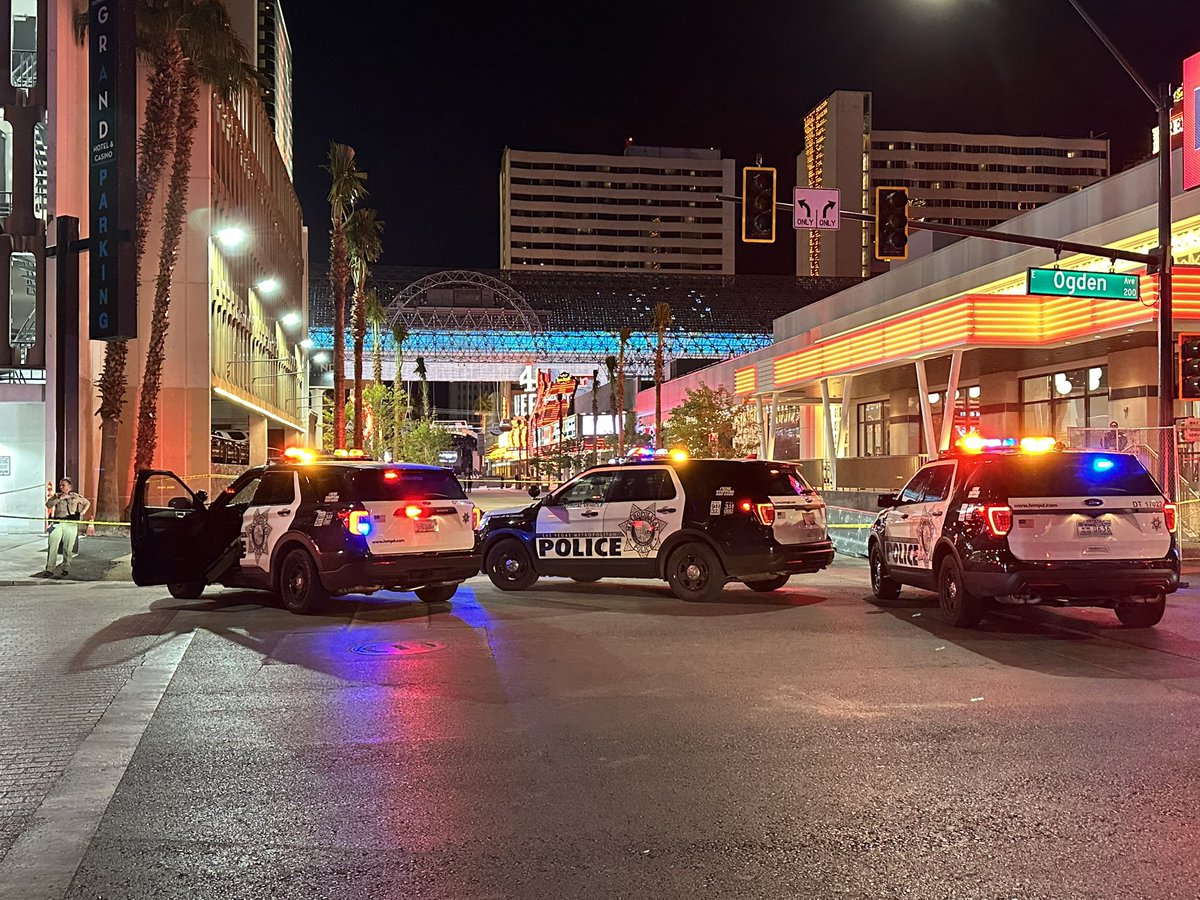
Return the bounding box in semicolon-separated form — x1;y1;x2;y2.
286;0;1200;276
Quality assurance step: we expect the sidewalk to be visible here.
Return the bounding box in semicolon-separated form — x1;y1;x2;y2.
0;532;132;587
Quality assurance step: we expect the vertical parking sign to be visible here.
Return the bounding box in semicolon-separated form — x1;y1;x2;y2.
1185;50;1200;192
88;0;137;340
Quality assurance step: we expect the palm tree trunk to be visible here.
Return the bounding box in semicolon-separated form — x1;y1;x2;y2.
351;282;366;448
616;346;627;457
591;368;599;466
134;61;198;475
94;38;182;523
331;229;349;449
655;330;665;450
372;322;382;385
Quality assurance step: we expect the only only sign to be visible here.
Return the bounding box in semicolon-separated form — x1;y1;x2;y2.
794;187;840;231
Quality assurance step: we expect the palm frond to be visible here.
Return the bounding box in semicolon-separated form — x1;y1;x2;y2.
324;142;369;222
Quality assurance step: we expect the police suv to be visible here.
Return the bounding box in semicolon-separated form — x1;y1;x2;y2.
130;449;480;613
867;436;1180;628
478;453;835;601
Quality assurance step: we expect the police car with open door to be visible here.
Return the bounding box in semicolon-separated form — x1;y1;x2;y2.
478;452;835;601
130;449;480;613
867;435;1180;628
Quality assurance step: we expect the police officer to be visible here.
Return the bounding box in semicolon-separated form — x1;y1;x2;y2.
38;477;91;578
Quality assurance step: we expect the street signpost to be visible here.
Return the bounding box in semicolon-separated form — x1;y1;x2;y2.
1026;267;1141;302
793;187;840;231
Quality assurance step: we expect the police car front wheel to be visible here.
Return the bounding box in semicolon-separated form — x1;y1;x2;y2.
279;548;329;614
869;544;901;601
485;539;539;591
666;543;724;602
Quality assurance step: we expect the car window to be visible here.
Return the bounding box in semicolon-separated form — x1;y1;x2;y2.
227;475;262;506
609;468;676;502
758;464;813;496
302;469;345;503
921;464;954;503
991;453;1162;498
251;471;295;506
556;471;619;505
899;469;933;504
348;468;466;501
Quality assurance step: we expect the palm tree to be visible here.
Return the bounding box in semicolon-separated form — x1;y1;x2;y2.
590;368;600;466
651;302;672;450
604;354;618;445
414;356;430;419
325;143;368;449
391;322;409;458
345;207;384;448
475;390;495;463
75;1;233;519
133;1;252;477
615;328;632;457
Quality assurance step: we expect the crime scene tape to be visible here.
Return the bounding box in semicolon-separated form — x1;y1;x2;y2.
0;514;132;527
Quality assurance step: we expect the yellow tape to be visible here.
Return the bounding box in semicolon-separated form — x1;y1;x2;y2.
0;514;131;526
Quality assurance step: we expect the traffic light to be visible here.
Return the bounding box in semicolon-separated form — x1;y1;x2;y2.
874;186;910;261
1180;334;1200;398
742;166;776;243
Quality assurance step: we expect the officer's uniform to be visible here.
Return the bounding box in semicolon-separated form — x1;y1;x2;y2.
45;490;90;575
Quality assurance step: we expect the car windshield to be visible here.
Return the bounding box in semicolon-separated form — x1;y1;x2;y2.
756;465;814;496
992;453;1161;497
349;468;466;501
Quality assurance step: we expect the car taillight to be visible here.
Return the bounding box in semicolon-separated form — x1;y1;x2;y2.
337;509;372;536
984;504;1012;537
403;504;430;519
471;507;483;530
754;502;776;526
1164;501;1177;533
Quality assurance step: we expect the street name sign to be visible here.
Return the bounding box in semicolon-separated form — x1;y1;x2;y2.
793;187;840;230
1026;267;1141;302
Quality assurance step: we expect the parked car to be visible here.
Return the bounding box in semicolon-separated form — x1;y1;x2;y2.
130;449;480;613
478;453;834;601
867;435;1179;628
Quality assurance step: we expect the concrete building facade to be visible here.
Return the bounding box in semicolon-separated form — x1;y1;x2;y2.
797;90;1111;278
0;0;308;533
500;145;736;274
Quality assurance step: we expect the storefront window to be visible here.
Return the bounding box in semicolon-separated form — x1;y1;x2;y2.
928;385;981;442
1020;366;1108;437
857;400;889;456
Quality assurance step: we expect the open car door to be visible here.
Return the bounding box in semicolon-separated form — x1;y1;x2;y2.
131;470;235;587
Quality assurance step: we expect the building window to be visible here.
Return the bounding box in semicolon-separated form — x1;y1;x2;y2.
1020;366;1108;437
928;385;981;443
857;400;889;456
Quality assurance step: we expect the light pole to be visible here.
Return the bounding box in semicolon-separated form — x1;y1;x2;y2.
1066;0;1173;432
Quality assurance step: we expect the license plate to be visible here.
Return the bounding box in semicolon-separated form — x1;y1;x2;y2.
1076;519;1113;538
414;520;437;533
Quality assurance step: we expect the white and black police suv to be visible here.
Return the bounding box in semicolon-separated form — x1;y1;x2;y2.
130;449;480;613
478;451;835;601
867;435;1180;629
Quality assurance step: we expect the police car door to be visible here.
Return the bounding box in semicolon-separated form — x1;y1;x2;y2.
603;466;683;575
533;469;621;574
892;460;955;573
240;469;301;581
884;467;933;574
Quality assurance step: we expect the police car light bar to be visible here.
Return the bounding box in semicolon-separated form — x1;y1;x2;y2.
951;434;1060;455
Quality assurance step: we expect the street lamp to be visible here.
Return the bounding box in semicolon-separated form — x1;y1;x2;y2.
280;312;301;328
1065;0;1174;432
257;276;280;294
311;351;330;365
215;226;247;249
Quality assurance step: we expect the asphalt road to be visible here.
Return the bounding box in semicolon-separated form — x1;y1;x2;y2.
4;553;1200;899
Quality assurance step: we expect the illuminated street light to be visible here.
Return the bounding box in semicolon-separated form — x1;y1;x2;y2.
281;312;301;328
257;276;280;293
215;226;246;249
299;337;314;348
311;351;330;365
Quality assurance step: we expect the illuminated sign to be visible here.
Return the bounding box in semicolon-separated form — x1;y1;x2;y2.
1186;50;1200;192
88;0;137;340
1026;267;1140;301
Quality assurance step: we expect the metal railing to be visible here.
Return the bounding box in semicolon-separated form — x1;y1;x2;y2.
11;49;35;88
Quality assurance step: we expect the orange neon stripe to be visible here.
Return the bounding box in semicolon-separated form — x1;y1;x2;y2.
734;366;757;395
772;267;1200;387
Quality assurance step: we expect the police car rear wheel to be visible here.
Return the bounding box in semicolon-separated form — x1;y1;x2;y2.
167;581;204;600
744;574;789;592
938;556;982;628
279;548;328;614
486;539;539;591
667;543;724;602
1115;595;1166;628
415;583;458;604
870;545;901;601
